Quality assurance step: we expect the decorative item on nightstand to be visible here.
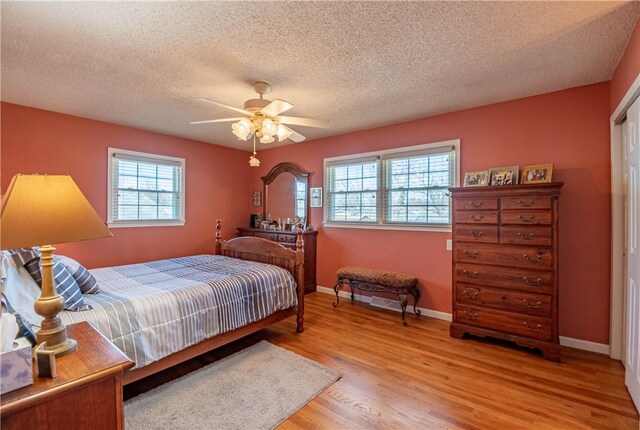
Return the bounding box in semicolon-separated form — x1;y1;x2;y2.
0;174;112;356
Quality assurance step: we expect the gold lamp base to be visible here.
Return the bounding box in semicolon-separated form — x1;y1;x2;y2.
34;245;77;357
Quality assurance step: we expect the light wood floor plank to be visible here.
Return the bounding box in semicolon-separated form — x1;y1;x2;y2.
125;293;639;429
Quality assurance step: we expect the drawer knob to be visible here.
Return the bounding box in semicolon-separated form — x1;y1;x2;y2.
468;214;484;221
463;290;478;300
523;299;542;309
517;199;535;207
522;276;542;286
462;270;479;278
523;253;543;264
517;215;536;223
463;250;478;258
523;321;543;332
517;232;535;240
469;200;484;208
463;310;478;320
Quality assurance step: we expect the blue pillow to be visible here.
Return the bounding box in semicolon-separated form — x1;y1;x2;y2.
23;256;91;312
56;255;99;294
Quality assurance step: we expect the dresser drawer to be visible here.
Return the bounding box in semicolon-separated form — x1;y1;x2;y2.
454;226;498;243
501;210;552;225
455;243;553;270
255;232;278;241
455;305;553;341
454;211;498;224
278;234;297;243
500;226;552;246
455;263;553;294
455;284;552;317
501;196;552;210
239;231;254;237
455;197;498;210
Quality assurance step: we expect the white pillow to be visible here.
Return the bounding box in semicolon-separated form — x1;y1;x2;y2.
1;253;43;327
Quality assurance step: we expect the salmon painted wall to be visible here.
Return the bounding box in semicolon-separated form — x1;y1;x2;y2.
250;83;612;344
1;102;250;268
611;18;640;113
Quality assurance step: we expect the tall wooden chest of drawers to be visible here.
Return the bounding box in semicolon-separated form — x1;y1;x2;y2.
449;183;563;361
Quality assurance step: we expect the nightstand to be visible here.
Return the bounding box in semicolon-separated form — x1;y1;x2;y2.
0;322;134;430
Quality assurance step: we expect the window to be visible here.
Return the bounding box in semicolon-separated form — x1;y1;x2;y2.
108;148;185;227
324;140;458;230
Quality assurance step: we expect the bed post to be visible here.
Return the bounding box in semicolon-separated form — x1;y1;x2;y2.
295;222;305;333
215;219;222;255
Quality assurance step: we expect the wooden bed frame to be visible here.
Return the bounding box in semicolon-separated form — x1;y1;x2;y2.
122;220;305;384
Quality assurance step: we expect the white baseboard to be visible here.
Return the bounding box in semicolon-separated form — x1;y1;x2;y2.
316;286;609;354
559;336;610;355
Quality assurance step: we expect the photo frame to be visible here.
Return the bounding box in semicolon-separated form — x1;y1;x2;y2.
252;191;261;207
521;163;553;184
463;170;490;187
310;187;323;208
489;166;519;186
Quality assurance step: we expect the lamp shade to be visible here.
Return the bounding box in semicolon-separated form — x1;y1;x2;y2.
1;174;112;249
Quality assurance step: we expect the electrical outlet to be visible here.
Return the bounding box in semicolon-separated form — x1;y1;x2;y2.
446;239;452;251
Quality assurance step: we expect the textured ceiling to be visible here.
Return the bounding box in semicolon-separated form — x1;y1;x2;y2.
2;1;639;150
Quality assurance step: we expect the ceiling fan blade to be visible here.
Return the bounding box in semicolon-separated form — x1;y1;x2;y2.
288;129;306;143
279;116;330;129
190;117;243;125
196;98;253;116
261;99;294;117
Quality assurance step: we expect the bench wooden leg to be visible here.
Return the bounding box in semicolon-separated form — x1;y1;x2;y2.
332;279;344;307
397;293;408;325
410;286;421;316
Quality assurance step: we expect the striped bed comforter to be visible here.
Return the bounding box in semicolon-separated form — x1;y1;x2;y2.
60;254;297;368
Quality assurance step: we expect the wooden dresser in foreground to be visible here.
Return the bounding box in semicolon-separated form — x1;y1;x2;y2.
237;227;318;294
449;183;563;361
1;322;134;430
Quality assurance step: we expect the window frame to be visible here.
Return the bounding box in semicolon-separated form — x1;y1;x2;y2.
107;148;186;228
323;139;460;232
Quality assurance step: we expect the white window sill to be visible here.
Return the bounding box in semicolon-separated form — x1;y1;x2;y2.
322;222;452;233
107;220;186;228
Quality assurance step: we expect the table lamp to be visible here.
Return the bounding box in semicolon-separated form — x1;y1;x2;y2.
1;174;112;356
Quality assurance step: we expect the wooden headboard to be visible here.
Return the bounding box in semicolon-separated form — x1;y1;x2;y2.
214;219;305;332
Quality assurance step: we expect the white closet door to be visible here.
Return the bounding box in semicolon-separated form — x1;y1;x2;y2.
625;95;640;411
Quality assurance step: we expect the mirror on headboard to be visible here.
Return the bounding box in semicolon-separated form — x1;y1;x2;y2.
262;162;309;224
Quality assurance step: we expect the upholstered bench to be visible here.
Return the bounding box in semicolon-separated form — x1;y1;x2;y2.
333;266;421;325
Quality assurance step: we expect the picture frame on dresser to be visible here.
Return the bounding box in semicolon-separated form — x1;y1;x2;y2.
521;163;553;184
489;166;519;186
463;170;490;187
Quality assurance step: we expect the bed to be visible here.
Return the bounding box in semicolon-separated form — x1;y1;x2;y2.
5;220;305;385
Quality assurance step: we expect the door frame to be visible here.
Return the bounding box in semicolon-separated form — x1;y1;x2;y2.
610;73;640;360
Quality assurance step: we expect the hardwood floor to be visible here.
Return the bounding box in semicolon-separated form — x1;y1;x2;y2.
124;293;639;429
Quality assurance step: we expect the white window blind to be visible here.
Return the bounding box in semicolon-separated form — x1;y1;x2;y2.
383;148;454;225
108;149;185;227
324;140;458;229
326;157;379;223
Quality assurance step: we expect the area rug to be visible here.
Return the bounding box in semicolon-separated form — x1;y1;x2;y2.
124;340;342;430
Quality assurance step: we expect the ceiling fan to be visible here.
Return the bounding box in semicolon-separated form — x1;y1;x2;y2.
190;81;330;144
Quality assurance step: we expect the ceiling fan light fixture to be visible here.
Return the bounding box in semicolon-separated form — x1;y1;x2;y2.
260;134;275;144
231;119;252;140
261;118;276;137
276;124;293;141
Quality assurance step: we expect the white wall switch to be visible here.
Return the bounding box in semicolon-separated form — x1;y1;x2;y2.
446;239;452;251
